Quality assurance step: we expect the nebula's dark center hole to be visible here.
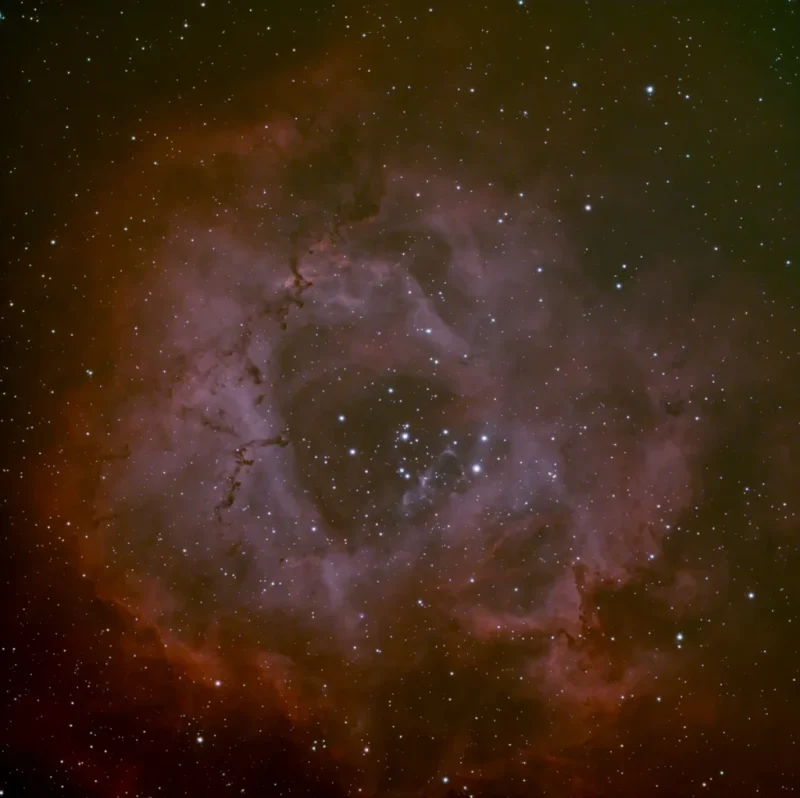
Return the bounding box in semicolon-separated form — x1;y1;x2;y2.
287;372;461;536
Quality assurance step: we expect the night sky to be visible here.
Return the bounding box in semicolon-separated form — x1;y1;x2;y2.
2;2;799;797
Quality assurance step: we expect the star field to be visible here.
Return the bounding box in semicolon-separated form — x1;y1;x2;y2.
2;2;799;797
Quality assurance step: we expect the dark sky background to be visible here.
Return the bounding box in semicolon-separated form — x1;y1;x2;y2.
2;2;799;797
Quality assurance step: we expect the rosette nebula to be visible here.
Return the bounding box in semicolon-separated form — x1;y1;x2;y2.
4;2;799;797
